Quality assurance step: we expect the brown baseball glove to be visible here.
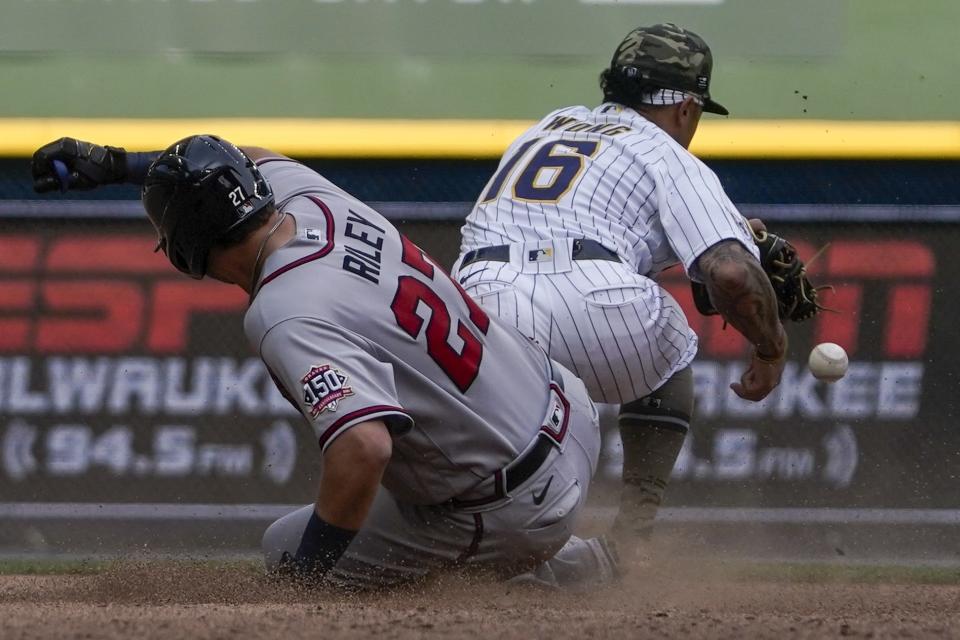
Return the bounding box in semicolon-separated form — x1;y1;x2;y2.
692;229;828;322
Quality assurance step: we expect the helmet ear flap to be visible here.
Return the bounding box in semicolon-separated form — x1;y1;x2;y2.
166;234;207;280
147;200;207;279
167;244;197;279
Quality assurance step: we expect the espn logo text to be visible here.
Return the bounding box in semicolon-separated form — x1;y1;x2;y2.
0;234;299;487
0;234;247;354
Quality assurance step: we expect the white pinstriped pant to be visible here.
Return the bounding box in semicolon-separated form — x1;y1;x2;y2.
454;250;698;405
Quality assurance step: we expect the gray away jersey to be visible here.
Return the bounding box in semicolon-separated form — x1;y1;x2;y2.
245;159;560;505
459;103;759;278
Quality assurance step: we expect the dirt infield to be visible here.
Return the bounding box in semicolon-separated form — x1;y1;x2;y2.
2;559;958;640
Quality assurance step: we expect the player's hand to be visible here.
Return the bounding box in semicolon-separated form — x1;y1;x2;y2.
31;137;127;193
731;350;785;401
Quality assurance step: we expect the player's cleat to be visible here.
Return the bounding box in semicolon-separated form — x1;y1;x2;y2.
507;535;622;591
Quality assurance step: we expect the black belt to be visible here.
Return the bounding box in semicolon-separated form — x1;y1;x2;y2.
460;238;620;269
451;381;570;510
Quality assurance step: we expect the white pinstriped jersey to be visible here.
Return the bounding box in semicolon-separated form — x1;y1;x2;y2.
460;103;758;280
456;103;758;403
245;159;573;505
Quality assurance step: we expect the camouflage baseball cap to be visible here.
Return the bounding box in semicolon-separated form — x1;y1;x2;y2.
609;23;728;116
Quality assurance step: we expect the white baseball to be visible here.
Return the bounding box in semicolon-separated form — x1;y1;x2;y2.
808;342;848;382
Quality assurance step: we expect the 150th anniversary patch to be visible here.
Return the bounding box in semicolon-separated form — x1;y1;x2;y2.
301;364;354;417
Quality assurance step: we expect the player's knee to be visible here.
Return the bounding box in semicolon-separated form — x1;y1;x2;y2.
618;366;693;432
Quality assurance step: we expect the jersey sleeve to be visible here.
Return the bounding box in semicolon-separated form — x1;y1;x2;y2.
656;150;760;280
259;317;414;452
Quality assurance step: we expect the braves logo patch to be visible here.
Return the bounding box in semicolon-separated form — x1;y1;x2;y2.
301;364;354;417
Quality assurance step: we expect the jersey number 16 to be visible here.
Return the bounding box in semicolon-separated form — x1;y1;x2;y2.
481;138;601;204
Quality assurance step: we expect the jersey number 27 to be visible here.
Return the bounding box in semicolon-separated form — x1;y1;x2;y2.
391;237;490;393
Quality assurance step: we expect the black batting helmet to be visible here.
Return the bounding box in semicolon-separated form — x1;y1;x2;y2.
143;134;274;278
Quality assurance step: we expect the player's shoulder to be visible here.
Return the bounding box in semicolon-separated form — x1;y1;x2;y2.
243;284;295;350
245;308;370;361
243;244;341;349
623;123;717;183
660;138;719;182
254;156;305;181
256;157;349;204
244;287;340;356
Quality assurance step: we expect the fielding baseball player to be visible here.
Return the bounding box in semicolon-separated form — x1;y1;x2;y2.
455;24;790;551
32;135;619;590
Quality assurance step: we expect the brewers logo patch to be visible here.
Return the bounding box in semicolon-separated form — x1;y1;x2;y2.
301;364;353;417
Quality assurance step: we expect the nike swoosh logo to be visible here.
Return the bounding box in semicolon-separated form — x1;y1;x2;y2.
458;268;488;285
532;475;554;506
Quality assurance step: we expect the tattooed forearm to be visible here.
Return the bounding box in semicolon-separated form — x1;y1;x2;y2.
697;240;786;357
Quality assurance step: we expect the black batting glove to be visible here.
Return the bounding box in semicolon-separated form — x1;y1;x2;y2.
32;137;127;193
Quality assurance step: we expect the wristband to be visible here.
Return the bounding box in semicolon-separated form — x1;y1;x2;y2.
292;512;357;578
124;151;162;185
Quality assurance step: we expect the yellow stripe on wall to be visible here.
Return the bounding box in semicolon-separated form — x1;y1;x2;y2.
694;120;960;159
3;118;959;159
